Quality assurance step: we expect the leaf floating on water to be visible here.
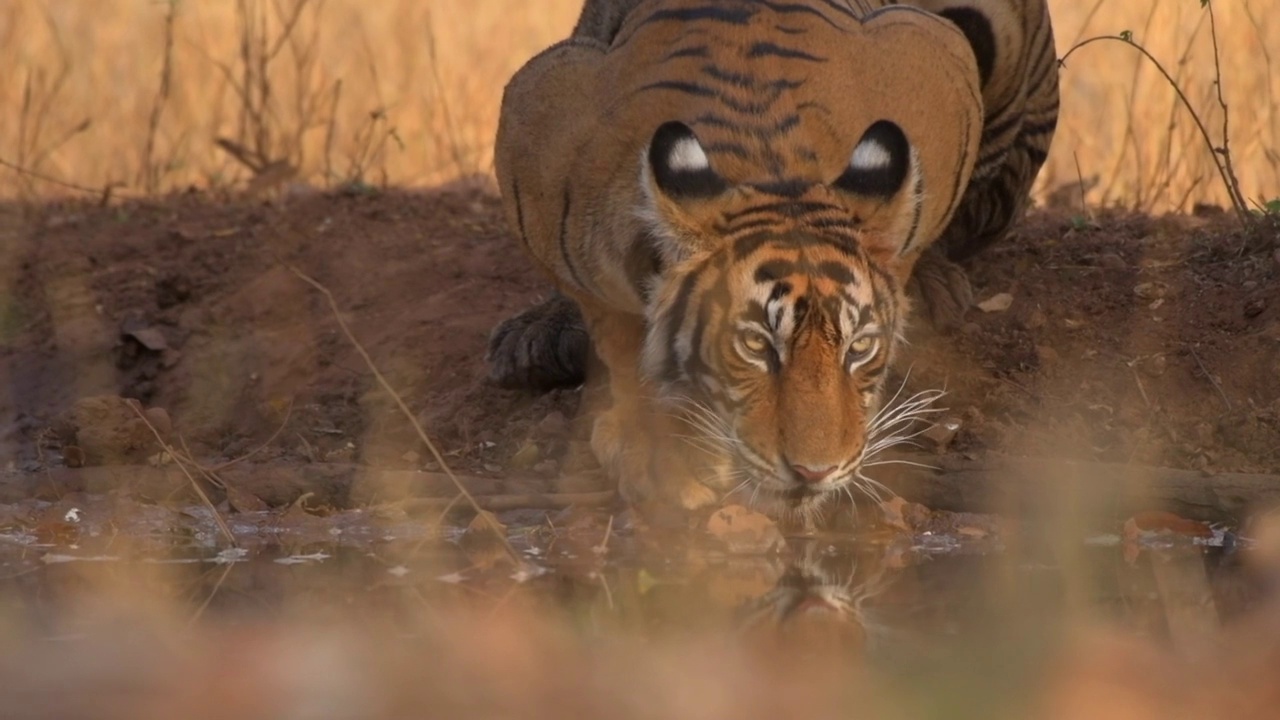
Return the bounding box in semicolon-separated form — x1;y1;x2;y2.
706;504;784;555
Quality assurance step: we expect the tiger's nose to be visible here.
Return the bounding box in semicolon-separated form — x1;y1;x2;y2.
791;463;837;484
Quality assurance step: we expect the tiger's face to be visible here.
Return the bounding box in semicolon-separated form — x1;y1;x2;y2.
639;120;922;514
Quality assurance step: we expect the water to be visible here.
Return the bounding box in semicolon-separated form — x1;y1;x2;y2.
0;494;1271;719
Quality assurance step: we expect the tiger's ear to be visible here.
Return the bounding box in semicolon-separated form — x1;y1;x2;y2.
832;120;911;199
647;121;727;200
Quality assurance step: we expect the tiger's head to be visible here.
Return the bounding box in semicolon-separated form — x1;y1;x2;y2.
638;112;973;516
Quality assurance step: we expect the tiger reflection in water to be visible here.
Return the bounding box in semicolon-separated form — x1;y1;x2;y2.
733;540;898;655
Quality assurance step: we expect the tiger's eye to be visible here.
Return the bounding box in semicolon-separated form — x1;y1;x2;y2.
846;336;877;364
742;332;770;354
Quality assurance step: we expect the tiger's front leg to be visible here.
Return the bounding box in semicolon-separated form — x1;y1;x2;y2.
578;306;732;516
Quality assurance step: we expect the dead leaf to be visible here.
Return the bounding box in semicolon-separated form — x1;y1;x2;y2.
223;479;269;513
1127;510;1212;538
706;504;784;554
879;496;912;533
466;510;508;540
976;292;1015;313
126;327;169;351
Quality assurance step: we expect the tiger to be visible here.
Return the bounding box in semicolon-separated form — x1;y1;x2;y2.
492;0;1058;518
489;0;1059;393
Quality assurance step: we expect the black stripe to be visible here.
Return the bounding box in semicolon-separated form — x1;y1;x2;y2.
722;216;782;235
703;140;753;160
1021;117;1059;137
693;112;801;135
511;178;530;251
637;80;796;115
816;261;857;285
703;63;756;89
633;5;756;31
755;259;797;283
943;113;974;225
722;200;844;224
685;272;731;381
750;179;811;198
747;42;826;62
662;254;715;381
902;171;924;256
636;79;718;100
749;0;841;29
734;231;859;261
557;190;589;291
664;45;711;61
810;0;858;21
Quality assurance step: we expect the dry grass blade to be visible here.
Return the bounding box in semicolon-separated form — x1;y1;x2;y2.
126;403;237;546
208;398;294;472
286;263;521;563
1060;26;1249;220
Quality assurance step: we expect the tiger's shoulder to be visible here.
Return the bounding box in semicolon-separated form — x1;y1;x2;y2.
495;0;986;311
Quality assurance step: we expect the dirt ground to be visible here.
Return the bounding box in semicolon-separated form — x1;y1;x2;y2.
1;184;1277;503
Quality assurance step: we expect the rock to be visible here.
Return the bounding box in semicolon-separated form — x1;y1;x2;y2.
50;396;168;466
1141;355;1168;377
921;416;963;453
1133;282;1168;300
976;292;1015;313
1097;252;1127;270
533;411;569;440
1022;308;1048;330
508;441;540;469
706;505;785;554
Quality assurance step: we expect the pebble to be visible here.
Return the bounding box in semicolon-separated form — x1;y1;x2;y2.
534;411;569;440
1142;355;1168;377
1133;281;1168;300
508;441;541;469
1097;252;1126;270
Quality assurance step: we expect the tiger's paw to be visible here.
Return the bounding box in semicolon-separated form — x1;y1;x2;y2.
911;249;975;331
591;406;725;515
485;293;589;392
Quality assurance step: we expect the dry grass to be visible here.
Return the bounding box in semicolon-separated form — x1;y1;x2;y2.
0;0;1276;211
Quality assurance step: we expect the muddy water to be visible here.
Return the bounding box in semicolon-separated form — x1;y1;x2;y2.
0;494;1273;720
0;495;1261;651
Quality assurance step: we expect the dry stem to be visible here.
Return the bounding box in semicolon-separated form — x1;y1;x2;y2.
285;263;522;563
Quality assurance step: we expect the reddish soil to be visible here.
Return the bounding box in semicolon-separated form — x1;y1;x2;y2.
1;185;1277;503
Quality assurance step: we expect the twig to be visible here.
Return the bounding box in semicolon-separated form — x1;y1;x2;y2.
143;0;178;194
285;263;522;563
1187;345;1232;411
402;491;616;513
1203;1;1247;221
1060;33;1248;221
127;404;236;546
208;399;294;471
0;156;125;200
